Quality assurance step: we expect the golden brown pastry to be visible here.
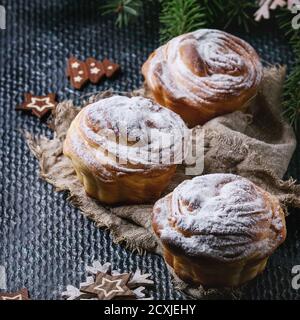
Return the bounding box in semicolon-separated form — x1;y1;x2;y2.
63;95;190;205
152;174;286;288
142;29;263;127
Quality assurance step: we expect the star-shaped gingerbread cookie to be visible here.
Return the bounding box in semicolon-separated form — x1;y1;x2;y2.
17;93;57;118
0;288;30;300
81;272;136;300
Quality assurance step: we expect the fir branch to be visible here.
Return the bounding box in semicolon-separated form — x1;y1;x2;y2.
277;6;300;130
282;41;300;130
202;0;224;23
159;0;207;43
223;0;258;32
101;0;143;28
282;66;300;131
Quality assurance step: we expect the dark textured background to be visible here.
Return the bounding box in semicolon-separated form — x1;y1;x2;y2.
0;0;299;300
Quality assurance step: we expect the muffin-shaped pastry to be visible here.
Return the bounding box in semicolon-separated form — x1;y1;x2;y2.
142;29;263;127
152;174;286;288
63;95;190;205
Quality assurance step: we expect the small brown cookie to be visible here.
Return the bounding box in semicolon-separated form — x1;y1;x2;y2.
86;58;106;84
67;57;89;90
103;59;120;78
17;93;57;118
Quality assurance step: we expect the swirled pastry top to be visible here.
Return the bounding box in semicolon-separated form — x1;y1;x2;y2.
142;29;263;125
64;95;190;180
153;174;286;262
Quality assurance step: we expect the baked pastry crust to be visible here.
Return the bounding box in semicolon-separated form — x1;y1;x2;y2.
152;174;286;288
142;29;263;127
63;95;190;205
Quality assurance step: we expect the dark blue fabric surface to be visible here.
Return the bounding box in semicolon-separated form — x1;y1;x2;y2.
0;0;299;300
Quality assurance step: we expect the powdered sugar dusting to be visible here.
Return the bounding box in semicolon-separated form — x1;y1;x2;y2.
153;174;285;262
147;29;262;108
65;95;190;177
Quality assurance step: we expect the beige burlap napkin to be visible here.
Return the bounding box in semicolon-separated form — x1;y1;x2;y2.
25;66;299;299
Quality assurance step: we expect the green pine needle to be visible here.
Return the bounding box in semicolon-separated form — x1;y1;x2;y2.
101;0;143;28
282;56;300;131
277;8;300;130
159;0;207;43
202;0;223;23
223;0;257;33
282;70;300;131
